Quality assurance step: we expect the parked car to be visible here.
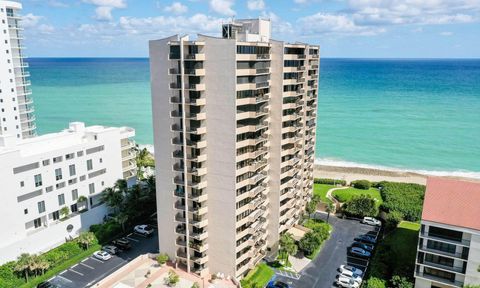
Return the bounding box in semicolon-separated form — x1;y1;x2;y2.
362;217;381;226
134;224;154;236
352;241;374;252
339;265;364;277
339;271;363;284
93;250;112;261
267;280;290;288
37;282;58;288
336;275;360;288
102;245;118;255
112;237;132;250
354;235;377;244
349;247;371;258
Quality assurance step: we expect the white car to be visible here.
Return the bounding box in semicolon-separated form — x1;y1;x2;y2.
340;271;363;284
134;224;154;236
102;245;118;255
339;265;364;277
336;275;360;288
93;250;112;261
362;217;382;226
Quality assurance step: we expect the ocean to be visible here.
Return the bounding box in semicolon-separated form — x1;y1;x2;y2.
28;58;480;177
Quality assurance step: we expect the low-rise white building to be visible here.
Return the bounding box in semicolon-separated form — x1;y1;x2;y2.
0;122;136;264
415;177;480;288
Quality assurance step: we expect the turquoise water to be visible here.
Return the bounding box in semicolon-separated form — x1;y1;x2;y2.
29;58;480;175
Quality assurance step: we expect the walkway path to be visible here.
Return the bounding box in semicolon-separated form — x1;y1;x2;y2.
326;186;349;210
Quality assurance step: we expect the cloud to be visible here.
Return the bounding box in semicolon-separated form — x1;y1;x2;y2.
247;0;265;11
440;31;453;36
22;14;44;28
82;0;127;21
209;0;235;16
261;11;294;34
94;6;115;21
82;0;126;8
164;2;188;14
38;24;55;34
298;13;385;36
47;0;69;7
349;0;479;26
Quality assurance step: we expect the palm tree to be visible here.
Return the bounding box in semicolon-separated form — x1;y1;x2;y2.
326;202;334;224
279;233;297;266
77;232;96;250
28;254;41;277
77;195;88;211
37;256;50;275
14;253;32;282
114;179;128;193
101;187;124;214
115;212;129;232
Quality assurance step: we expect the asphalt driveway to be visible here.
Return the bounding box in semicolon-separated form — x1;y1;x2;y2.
274;213;379;288
48;229;159;288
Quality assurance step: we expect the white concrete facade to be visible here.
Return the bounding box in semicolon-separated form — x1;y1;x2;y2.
0;1;36;139
415;221;480;287
150;19;319;279
0;122;137;264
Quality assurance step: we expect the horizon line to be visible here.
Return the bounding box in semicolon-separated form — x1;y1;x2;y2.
26;56;480;60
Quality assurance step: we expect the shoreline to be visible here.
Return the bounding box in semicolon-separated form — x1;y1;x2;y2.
314;164;480;185
138;144;480;184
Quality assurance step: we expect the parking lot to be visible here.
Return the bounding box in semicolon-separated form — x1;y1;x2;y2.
48;227;159;288
274;213;380;288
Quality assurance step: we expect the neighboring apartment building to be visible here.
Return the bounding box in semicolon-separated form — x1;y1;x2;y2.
0;0;138;264
415;177;480;288
0;122;136;263
0;1;35;139
150;19;319;279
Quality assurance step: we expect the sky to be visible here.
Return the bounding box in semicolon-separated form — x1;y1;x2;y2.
17;0;480;58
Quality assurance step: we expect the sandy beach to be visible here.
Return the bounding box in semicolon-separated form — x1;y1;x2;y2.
315;164;480;185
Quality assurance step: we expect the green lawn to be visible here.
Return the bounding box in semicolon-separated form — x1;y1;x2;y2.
367;221;420;283
240;263;275;288
313;184;335;204
332;187;383;206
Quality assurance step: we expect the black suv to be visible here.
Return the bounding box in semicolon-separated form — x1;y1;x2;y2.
112;237;132;250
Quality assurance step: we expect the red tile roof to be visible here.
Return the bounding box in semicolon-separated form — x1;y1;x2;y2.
422;177;480;231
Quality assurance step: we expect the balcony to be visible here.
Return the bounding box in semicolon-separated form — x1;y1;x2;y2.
415;272;463;288
17;89;32;96
190;230;208;241
184;53;205;61
420;232;471;246
184;68;206;76
418;246;468;260
185;83;206;91
18;106;34;114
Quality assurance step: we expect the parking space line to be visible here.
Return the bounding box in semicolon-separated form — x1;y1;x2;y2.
127;236;140;242
80;262;94;269
48;277;55;282
69;268;84;276
90;257;104;263
57;275;73;283
59;270;68;275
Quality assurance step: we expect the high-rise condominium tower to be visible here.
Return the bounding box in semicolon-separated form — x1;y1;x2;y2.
150;19;319;279
0;1;35;139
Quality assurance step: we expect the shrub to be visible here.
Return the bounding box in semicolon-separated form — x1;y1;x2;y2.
164;270;179;286
89;220;122;244
343;194;378;218
365;277;387;288
191;282;200;288
390;275;414;288
299;231;322;256
379;182;425;222
314;178;346;186
385;211;404;232
351;180;371;190
156;253;169;265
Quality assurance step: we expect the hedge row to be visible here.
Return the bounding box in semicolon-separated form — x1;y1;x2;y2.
90;220;123;244
313;178;347;186
0;237;99;288
378;182;425;222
